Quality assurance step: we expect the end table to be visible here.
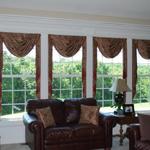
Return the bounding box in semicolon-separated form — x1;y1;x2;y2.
112;113;138;145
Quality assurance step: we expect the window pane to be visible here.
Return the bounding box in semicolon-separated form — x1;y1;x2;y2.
2;91;12;104
104;101;112;107
14;91;25;103
72;77;82;88
14;78;24;90
2;78;12;90
96;89;103;100
72;90;82;98
104;89;112;100
61;77;71;89
52;90;60;98
3;63;11;74
61;90;71;99
96;77;103;88
104;77;112;88
26;90;36;100
2;105;12;115
13;104;25;113
26;78;36;89
52;77;60;89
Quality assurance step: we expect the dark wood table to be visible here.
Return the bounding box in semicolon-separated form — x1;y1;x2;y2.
103;112;139;146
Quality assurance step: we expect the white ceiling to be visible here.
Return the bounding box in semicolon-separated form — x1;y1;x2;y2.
0;0;150;21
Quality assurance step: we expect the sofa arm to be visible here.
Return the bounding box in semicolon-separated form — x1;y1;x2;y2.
99;113;117;148
23;113;44;150
126;124;141;150
99;113;117;127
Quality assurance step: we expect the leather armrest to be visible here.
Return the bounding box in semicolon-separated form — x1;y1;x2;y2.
99;113;117;127
23;112;44;132
23;113;44;150
126;124;141;150
99;113;117;148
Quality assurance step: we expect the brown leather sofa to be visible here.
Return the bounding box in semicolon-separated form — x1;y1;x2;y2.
23;97;116;150
126;124;150;150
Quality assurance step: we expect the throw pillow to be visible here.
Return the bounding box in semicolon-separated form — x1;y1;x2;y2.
79;104;100;126
36;106;55;128
138;113;150;141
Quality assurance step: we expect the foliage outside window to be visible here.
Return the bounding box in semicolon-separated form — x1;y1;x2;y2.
133;51;150;104
52;48;82;99
2;44;36;115
96;49;123;107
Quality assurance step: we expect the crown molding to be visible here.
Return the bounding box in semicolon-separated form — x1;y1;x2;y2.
0;14;150;39
0;7;150;25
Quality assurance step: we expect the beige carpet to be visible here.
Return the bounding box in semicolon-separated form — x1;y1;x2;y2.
112;137;128;150
1;137;129;150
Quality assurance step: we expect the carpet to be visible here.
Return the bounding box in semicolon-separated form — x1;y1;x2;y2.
1;137;129;150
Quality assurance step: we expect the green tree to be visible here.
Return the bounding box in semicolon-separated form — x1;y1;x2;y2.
2;51;150;115
2;51;35;115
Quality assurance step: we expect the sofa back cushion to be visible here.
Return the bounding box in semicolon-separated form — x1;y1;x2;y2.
64;98;97;124
26;99;66;125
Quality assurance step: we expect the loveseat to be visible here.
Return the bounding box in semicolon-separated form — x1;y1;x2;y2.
23;97;115;150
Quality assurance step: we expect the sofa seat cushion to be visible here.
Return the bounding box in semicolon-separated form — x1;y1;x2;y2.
135;141;150;150
44;124;104;145
72;124;104;138
44;126;73;144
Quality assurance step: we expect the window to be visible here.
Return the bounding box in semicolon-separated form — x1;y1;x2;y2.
2;44;36;115
96;49;123;107
52;47;82;99
133;51;150;104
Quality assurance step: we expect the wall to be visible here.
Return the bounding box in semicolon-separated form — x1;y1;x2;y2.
0;14;150;144
0;118;25;144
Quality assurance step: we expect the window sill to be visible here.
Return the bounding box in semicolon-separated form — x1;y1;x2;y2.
0;113;24;127
100;106;150;114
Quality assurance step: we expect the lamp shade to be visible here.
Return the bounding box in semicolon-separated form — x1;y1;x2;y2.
109;78;131;92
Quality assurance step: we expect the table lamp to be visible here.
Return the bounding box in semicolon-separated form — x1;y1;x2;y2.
110;78;131;114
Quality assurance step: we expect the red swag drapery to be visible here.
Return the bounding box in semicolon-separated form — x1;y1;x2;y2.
48;35;86;98
0;37;3;112
0;32;41;112
132;39;150;98
93;37;127;98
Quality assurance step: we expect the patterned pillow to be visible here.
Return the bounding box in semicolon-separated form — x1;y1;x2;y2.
36;107;55;128
138;113;150;141
79;104;100;126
